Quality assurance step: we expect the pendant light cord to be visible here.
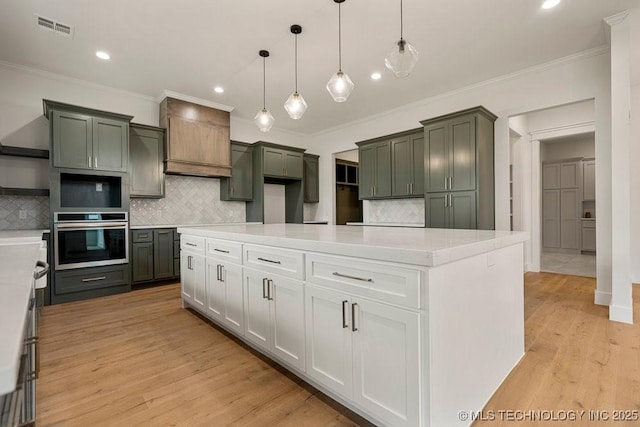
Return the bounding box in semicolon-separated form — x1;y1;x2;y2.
338;2;342;72
295;34;298;92
262;56;266;109
400;0;404;40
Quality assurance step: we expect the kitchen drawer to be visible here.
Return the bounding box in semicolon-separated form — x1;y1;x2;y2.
181;235;205;254
206;238;242;263
132;229;153;243
55;265;129;294
582;220;596;229
306;253;421;309
244;244;304;280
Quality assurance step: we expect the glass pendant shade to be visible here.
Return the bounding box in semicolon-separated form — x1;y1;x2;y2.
385;39;419;78
284;92;307;120
326;71;354;103
254;108;274;133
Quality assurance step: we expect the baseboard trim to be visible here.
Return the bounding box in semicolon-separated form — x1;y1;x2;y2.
609;304;633;324
594;290;611;306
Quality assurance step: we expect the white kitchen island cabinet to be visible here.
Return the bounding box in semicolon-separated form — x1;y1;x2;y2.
178;224;528;427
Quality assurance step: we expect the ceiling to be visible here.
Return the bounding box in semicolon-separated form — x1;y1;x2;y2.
0;0;636;135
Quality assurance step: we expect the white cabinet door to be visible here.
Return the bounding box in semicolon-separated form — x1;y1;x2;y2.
180;251;194;303
222;262;244;335
244;268;271;352
191;254;206;312
205;258;224;321
305;285;353;398
582;223;596;251
352;298;420;427
542;189;560;248
583;160;596;201
542;163;560;189
560;188;581;250
270;276;305;371
560;162;580;188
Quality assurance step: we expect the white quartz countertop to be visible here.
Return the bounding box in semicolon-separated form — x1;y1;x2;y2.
130;222;260;230
178;224;528;267
0;235;43;395
346;222;426;228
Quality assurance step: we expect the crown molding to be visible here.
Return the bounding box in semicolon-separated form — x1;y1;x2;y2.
230;115;308;139
604;10;630;27
0;59;157;103
156;90;234;112
310;45;610;139
529;121;595;141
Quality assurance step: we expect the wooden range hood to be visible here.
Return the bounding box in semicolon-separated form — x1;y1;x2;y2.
159;97;232;177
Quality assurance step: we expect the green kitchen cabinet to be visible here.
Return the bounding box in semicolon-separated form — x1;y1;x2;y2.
153;229;175;279
263;147;303;179
391;132;424;197
130;124;165;198
421;106;497;230
221;142;253;201
131;241;154;283
357;140;391;199
303;153;320;203
45;99;132;173
425;191;477;229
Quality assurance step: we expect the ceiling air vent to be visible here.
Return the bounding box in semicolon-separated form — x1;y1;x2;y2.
35;15;74;38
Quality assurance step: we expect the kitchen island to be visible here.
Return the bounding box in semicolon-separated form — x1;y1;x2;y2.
177;224;528;427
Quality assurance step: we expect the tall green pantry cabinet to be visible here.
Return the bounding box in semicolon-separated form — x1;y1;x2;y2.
421;106;497;230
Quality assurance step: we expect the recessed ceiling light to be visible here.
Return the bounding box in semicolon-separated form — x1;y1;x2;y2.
371;72;382;80
214;86;224;94
95;51;110;60
541;0;560;9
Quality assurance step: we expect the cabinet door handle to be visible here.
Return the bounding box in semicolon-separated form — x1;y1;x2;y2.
216;265;220;281
342;300;349;328
444;177;447;190
267;279;274;301
449;193;453;207
220;265;225;282
332;272;373;282
94;157;98;169
214;248;230;254
370;185;373;196
352;303;358;332
82;276;107;282
262;278;268;299
231;184;234;196
257;257;281;265
187;255;192;270
445;193;448;207
406;183;409;194
449;176;452;190
88;156;92;168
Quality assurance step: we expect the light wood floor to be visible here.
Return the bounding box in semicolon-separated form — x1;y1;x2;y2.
37;273;640;426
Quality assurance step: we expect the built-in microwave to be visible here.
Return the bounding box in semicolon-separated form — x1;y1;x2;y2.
53;212;128;271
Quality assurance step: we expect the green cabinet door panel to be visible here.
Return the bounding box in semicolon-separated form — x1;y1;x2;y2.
93;117;128;172
264;148;284;176
425;123;448;193
153;229;174;279
284;152;303;179
425;193;448;228
450;191;477;229
132;242;154;283
449;115;476;191
358;145;376;199
392;138;412;197
412;136;425;195
374;141;392;198
130;126;165;198
222;144;253;201
52;111;92;169
303;155;319;203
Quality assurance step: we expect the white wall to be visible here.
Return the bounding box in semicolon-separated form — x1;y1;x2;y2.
630;9;640;283
541;136;595;161
335;149;359;163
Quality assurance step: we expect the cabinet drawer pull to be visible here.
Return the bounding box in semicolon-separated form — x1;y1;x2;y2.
352;303;358;332
342;300;349;328
214;248;230;254
24;336;38;345
262;278;268;299
332;272;373;282
138;234;149;238
34;260;49;280
82;276;106;282
185;242;198;247
267;279;274;301
257;257;281;265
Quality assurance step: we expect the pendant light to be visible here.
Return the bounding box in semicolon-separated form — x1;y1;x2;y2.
326;0;354;102
254;50;275;133
384;0;419;78
284;25;308;120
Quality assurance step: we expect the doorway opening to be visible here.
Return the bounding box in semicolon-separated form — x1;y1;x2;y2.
334;149;362;225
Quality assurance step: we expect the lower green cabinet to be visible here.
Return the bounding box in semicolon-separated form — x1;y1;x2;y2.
131;228;180;284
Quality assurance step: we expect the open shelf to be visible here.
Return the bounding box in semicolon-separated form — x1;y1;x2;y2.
0;186;49;197
0;143;49;159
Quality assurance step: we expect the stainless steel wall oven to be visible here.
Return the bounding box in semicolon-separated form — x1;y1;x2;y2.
53;212;128;270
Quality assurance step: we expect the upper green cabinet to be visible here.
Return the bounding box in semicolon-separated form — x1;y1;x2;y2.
421;106;497;230
303;154;319;203
221;142;253;201
263;147;303;179
130;124;165;198
391;132;424;197
45;99;132;173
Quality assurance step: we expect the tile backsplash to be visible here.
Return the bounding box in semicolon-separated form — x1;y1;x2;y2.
0;195;50;230
130;175;246;226
363;198;425;224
